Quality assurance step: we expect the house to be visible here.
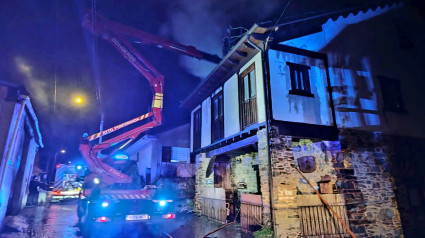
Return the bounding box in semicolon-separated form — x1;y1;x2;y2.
182;1;424;237
0;81;43;228
124;123;195;197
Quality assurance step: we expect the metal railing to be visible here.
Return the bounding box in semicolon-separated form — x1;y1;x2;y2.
241;97;257;129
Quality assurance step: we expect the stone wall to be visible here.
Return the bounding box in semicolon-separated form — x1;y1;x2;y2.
268;127;404;238
337;130;404;237
383;136;425;237
193;130;271;227
257;128;272;225
231;152;258;194
269;127;341;237
194;153;214;213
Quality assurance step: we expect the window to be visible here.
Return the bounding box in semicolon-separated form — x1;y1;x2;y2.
287;62;313;97
211;91;224;142
192;108;202;150
145;168;151;185
162;146;171;162
378;76;405;112
162;146;190;163
239;64;257;129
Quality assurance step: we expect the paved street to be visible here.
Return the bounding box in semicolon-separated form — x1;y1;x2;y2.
0;201;252;238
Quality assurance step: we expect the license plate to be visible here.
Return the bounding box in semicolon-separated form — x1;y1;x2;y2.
125;214;149;221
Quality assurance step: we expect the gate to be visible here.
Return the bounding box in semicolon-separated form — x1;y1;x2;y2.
298;194;350;238
241;193;263;233
200;188;227;223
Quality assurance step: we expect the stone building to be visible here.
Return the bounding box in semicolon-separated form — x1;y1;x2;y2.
0;81;43;229
181;1;424;237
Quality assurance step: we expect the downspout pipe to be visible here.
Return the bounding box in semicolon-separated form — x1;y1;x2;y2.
0;96;28;207
247;35;276;232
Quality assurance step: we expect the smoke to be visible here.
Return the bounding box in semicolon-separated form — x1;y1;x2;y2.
162;0;284;79
14;57;50;110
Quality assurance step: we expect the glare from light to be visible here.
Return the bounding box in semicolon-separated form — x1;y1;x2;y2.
93;178;100;184
70;92;88;108
102;202;109;207
159;200;166;206
77;165;82;170
100;216;107;222
113;154;129;160
75;96;83;104
61;150;66;154
68;161;71;164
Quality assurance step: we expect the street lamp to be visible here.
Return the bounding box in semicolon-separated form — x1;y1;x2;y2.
70;92;87;108
74;96;83;104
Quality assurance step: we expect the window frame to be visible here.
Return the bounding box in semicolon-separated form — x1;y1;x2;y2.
211;90;224;143
378;75;406;113
239;63;258;130
287;62;314;97
192;107;202;150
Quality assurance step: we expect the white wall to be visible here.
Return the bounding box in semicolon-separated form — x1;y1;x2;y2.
191;52;267;150
135;142;153;177
224;74;240;137
268;50;333;126
278;4;425;137
0;103;26;225
201;97;211;147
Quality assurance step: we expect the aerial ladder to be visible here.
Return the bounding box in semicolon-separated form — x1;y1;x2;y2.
79;12;221;188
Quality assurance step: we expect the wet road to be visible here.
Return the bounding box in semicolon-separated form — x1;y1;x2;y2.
1;201;252;238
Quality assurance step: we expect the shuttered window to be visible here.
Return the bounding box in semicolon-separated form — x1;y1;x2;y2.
193;108;202;150
211;91;224;142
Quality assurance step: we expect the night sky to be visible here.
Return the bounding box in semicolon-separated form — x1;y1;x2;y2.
0;0;342;168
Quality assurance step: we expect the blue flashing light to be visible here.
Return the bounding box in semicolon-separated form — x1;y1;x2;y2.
102;202;109;207
77;165;82;170
113;153;129;160
159;200;166;207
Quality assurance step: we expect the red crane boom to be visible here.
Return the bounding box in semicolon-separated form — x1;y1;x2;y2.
79;12;220;186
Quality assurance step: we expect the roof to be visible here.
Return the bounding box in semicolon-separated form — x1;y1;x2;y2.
0;80;44;147
180;0;403;109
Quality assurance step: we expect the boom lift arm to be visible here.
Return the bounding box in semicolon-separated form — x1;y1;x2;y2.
79;12;221;186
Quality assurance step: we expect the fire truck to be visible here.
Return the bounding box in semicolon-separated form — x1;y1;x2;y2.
77;11;220;236
51;164;86;202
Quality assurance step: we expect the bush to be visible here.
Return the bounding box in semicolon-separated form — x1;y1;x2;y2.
253;226;274;238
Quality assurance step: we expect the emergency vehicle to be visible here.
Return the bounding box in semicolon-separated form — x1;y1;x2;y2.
51;164;86;202
77;11;219;236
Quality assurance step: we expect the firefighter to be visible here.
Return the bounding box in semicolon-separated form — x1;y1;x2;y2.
28;176;40;206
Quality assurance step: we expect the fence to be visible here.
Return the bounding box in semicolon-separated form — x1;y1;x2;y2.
299;204;350;237
240;193;263;233
201;197;227;223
